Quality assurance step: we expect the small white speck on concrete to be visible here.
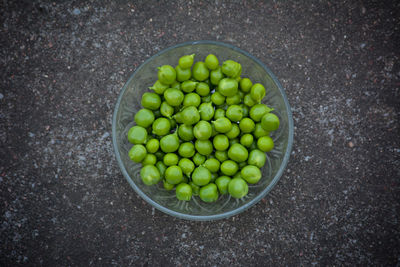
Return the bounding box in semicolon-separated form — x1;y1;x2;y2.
0;93;4;99
72;8;81;15
28;132;35;137
304;156;312;161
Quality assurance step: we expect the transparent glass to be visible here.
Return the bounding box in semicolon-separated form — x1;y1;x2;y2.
112;41;294;221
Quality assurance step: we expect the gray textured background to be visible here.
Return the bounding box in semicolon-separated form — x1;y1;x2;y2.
1;1;399;266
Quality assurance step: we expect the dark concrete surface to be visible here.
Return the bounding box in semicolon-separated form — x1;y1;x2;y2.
1;0;399;265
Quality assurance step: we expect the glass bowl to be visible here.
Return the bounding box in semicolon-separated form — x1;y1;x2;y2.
112;41;293;221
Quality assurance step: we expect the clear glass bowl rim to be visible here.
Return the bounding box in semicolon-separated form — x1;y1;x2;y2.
112;40;294;221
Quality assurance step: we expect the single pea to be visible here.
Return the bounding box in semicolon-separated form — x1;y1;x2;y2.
203;158;220;173
250;104;274;122
178;124;194;141
261;113;280;132
244;93;256;107
202;94;212;103
159;132;180;153
134;108;155;128
211;91;225;106
248;149;266;168
250;83;266;103
195;82;210;96
163;179;175;190
198;102;215;121
210;66;225;85
240;78;253;93
170;81;181;90
140;165;161;185
149;80;169;95
141;92;161;110
205;54;219;70
213;117;232;133
181;106;200;125
228;143;249;163
175;65;191;82
226;105;243;122
218;78;238;97
241;165;262;184
142;153;157;165
181;80;198;93
225;124;240;139
221;60;241;78
199;183;219;202
213;108;226;120
157;65;176;85
146;138;160;153
165;165;183;185
192;166;211;186
215;176;231;195
192;152;206;166
156;161;167;177
241;104;249;118
220;160;239;176
178;142;195;158
228;177;248;198
163;153;179;166
257;136;274;152
129;144;147;163
176;183;192;201
189;181;200;196
240;134;254;148
154;151;165;161
173;111;183;124
183;93;201;107
152;117;171;136
195;140;214;156
179;54;195;69
160;102;174;119
193;120;213;140
215;150;229;162
239;118;255;133
128;126;147;144
179;158;195;176
225;94;241;105
192;61;209;81
213;134;230;151
253;123;269;139
164;88;184;107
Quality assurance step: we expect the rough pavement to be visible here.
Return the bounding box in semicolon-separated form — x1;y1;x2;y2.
1;1;399;266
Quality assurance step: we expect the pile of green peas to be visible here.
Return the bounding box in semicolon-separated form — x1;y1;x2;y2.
127;54;280;203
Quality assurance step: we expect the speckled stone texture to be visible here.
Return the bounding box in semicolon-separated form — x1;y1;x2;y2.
1;0;399;266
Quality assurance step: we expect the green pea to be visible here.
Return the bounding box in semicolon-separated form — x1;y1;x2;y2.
243;93;256;107
183;93;201;107
199;183;219;202
175;65;191;82
211;123;218;137
248;149;266;168
178;142;195;158
220;160;239;176
170;81;181;90
157;65;176;85
225;124;240;139
239;118;255;133
210;172;218;182
181;106;200;126
241;104;249;118
240;134;254;148
189;181;200;196
149;80;169;95
173;111;184;124
221;60;241;78
226;105;243;122
164;88;184;107
241;165;262;184
228;143;249;163
257;136;274;152
179;158;195;176
156;161;167;177
195;140;213;156
181;80;198;93
229;138;239;146
198;102;215;121
163;153;179;166
193;120;212;140
213;117;232;133
129;144;147;163
192;166;211;186
178;124;194;141
250;83;266;103
215;150;228;162
176;183;192;201
213;134;229;151
141;92;161;110
202;94;212;103
165;165;183;185
249;141;258;151
128;126;147;144
179;54;195;69
225;94;241;105
146;138;159;153
228;177;248;198
218;78;238;97
261;113;280;132
192;152;206;166
253;123;269;139
203;158;220;173
140;165;161;185
192;61;209;81
211;91;225;106
154;151;165;161
160;102;174;119
205;54;219;70
159;133;180;153
163;179;175;190
134;108;155;128
240;78;253;93
215;176;231;195
195;82;210;96
213;108;226;120
250;104;273;122
142;153;157;166
152;118;171;136
210;66;225;85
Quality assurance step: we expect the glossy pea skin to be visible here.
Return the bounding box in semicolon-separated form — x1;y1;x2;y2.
141;92;161;110
213;108;226;120
160;102;174;119
192;62;209;81
165;165;183;185
192;166;211;186
210;67;225;85
134;108;155;128
213;134;230;151
163;153;179;166
192;152;206;166
211;91;225;106
239;78;253;93
181;106;200;126
203;158;220;173
178;142;195;158
156;161;167;177
257;136;274;152
181;80;198;93
142;153;157;166
248;149;266;168
158;65;176;85
149;80;169;95
193;120;213;141
241;165;262;184
225;94;241;105
226;105;243;122
195;140;213;156
128;126;147;144
228;177;248;198
196;82;210;96
215;150;229;162
225;124;240;139
183;93;201;108
140;165;161;185
179;54;195;69
221;60;241;78
164;88;184;107
179;158;195;176
213;117;232;133
261;113;280;132
215;176;231;194
250;104;273;122
198;102;215;121
199;183;219;202
205;54;219;70
152;118;171;136
239;118;255;133
220;160;239;176
129;144;147;163
218;78;238;97
176;183;192;201
178;124;194;141
163;179;175;190
250;83;266;103
159;133;180;153
175;65;191;82
228;143;249;163
240;134;254;148
244;93;256;107
189;181;200;196
146;138;159;153
253;123;269;139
